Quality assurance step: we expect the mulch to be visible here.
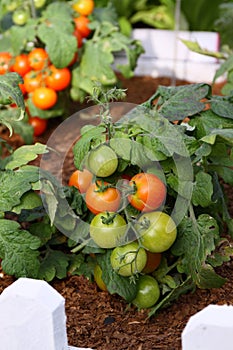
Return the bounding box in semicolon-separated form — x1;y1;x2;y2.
0;75;232;350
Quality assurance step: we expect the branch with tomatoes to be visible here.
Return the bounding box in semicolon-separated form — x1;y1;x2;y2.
0;0;144;138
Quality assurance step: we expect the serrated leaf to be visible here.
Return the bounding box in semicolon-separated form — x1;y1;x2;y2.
196;264;226;289
9;20;37;54
171;213;220;287
38;249;70;281
0;219;40;278
154;84;210;121
38;3;76;68
0;166;39;211
97;250;137;302
5;143;48;170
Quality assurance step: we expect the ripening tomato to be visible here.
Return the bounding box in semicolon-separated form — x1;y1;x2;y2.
128;172;166;212
32;87;57;110
74;16;91;38
72;0;94;16
28;116;48;136
24;71;43;93
136;211;177;253
142;251;162;274
110;241;147;277
19;83;27;95
90;212;128;248
12;54;30;76
45;65;71;91
94;264;108;291
133;275;160;309
85;181;121;215
28;48;49;71
68;168;93;193
0;52;13;75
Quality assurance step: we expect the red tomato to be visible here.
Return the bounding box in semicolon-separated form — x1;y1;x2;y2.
45;65;71;91
32;87;57;110
72;0;94;16
28;116;48;136
0;52;13;75
24;71;43;93
28;48;49;71
68;169;93;193
128;173;166;212
19;83;27;95
74;16;91;38
12;54;30;76
85;181;121;215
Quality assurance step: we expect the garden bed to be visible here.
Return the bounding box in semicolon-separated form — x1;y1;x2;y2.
0;74;232;350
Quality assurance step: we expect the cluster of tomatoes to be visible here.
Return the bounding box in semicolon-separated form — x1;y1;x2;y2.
68;143;177;309
0;0;94;136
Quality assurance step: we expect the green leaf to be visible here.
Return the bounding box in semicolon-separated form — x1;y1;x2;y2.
201;129;233;146
0;166;40;211
180;38;226;60
73;125;106;169
38;249;70;281
5;143;48;170
153;84;210;121
8;20;37;54
196;264;226;289
0;73;25;118
97;250;137;302
0;219;40;278
171;213;220;287
37;3;76;68
211;95;233;120
192;171;213;207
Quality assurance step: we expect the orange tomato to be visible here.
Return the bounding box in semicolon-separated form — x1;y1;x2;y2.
74;16;91;38
24;71;43;93
68;169;93;193
12;54;31;76
28;48;49;71
72;0;94;16
32;87;57;110
45;65;71;91
0;52;13;75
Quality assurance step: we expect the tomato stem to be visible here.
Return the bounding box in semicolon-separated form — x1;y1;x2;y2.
101;211;117;225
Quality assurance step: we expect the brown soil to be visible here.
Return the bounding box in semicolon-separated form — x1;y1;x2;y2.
0;75;232;350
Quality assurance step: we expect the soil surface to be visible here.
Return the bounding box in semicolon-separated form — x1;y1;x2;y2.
0;75;232;350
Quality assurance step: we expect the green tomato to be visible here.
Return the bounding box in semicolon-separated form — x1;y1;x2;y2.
33;0;46;8
6;1;20;12
110;241;147;277
12;8;29;25
90;212;128;249
87;144;118;177
12;191;42;214
133;275;160;309
136;211;177;253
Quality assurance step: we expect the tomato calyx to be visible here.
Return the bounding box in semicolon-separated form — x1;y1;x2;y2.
94;179;114;193
136;216;151;231
100;211;117;225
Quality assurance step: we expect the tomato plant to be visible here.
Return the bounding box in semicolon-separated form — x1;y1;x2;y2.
45;65;71;91
136;211;177;253
85;181;121;214
32;87;57;110
90;212;128;248
132;275;160;309
72;0;94;16
28;116;48;136
0;52;12;75
74;16;91;38
28;48;49;71
12;54;31;77
110;241;147;277
87;144;118;177
128;172;166;212
68;168;93;193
